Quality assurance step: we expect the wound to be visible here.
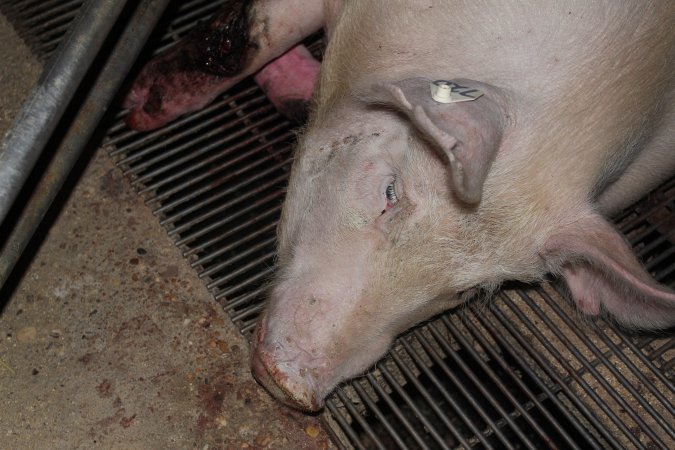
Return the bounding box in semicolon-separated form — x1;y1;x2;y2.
188;0;260;77
142;84;166;115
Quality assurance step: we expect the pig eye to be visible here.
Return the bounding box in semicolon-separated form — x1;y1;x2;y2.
385;178;399;206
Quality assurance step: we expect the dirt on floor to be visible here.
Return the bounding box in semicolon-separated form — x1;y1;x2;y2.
0;12;334;450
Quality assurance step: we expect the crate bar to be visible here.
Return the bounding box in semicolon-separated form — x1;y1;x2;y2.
0;0;129;228
0;0;173;288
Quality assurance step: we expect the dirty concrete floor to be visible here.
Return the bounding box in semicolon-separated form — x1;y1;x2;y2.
0;13;334;450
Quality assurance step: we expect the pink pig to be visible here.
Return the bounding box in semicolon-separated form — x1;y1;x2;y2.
125;0;675;412
250;0;675;411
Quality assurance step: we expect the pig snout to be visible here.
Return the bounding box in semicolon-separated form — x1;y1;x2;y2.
250;312;326;412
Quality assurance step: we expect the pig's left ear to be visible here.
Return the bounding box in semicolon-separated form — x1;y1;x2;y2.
543;213;675;329
361;77;506;204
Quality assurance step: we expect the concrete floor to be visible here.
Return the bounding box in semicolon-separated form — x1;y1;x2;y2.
0;13;333;450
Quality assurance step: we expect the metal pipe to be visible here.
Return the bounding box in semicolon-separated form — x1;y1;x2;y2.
0;0;173;287
0;0;129;227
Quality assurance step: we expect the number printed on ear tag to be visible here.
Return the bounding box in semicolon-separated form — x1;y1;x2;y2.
430;80;484;103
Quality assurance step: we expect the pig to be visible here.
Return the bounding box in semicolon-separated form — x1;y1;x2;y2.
248;0;675;412
126;0;675;412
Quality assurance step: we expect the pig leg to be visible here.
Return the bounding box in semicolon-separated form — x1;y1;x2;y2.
254;45;321;123
123;0;325;131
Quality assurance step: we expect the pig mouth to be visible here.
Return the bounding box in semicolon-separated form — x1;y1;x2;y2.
251;347;325;412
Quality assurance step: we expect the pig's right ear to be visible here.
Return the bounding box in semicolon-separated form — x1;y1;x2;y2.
359;77;506;204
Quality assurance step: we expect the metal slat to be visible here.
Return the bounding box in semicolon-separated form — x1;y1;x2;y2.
501;291;646;449
449;318;582;449
466;307;601;450
399;335;495;449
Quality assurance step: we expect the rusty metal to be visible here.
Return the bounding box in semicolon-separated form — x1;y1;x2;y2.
2;0;673;448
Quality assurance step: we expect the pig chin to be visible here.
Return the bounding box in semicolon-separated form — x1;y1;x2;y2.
250;310;392;412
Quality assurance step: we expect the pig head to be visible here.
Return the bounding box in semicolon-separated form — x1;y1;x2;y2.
251;1;675;411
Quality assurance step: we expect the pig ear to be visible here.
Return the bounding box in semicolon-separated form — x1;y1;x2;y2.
544;213;675;329
361;77;506;204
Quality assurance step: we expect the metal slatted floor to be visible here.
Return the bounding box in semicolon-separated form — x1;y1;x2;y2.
2;1;673;448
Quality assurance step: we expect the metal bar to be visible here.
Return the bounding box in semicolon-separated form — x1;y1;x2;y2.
394;339;483;449
202;236;276;282
379;350;452;448
466;306;602;450
430;319;519;449
230;302;265;323
461;309;588;450
15;0;73;18
541;286;675;443
654;259;675;281
188;214;279;264
207;250;276;290
498;291;636;449
409;328;498;449
343;384;394;450
240;318;260;335
165;183;282;233
124;104;273;178
172;179;285;245
326;395;370;450
23;0;80;27
107;90;264;155
151;155;290;216
492;293;622;448
116;95;267;166
588;322;675;433
28;7;79;33
0;0;173;288
532;288;670;448
221;286;267;313
108;98;235;155
644;338;674;362
366;369;433;450
164;170;285;231
0;0;129;227
136;124;290;198
421;323;545;447
215;265;275;300
199;236;276;279
185;215;277;266
170;0;221;29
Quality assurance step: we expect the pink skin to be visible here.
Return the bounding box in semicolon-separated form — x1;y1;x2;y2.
254;45;321;122
123;0;325;131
